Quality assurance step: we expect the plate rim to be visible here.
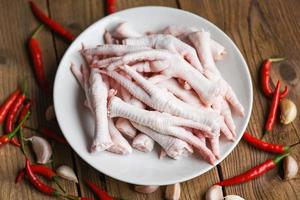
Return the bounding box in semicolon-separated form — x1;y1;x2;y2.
53;6;253;185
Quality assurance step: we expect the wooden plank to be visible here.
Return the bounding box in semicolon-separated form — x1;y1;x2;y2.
47;0;106;199
0;0;77;199
179;0;300;199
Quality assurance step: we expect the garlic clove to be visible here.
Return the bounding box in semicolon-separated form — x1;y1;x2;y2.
224;195;245;200
45;105;55;121
134;185;159;194
165;183;180;200
26;136;52;164
283;155;299;180
205;185;223;200
280;99;297;125
56;165;78;183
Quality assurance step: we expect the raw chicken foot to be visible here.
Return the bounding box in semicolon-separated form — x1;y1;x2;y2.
123;34;203;71
102;65;223;137
108;96;216;164
72;65;113;152
132;122;193;159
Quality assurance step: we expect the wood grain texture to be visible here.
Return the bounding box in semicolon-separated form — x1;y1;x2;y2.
179;0;300;199
1;0;300;199
0;0;76;199
47;0;105;199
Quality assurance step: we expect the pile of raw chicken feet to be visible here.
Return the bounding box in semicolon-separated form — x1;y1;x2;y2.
71;22;245;165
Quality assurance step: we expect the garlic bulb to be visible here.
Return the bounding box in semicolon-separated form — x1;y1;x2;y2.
205;185;223;200
26;136;52;164
165;183;180;200
134;185;159;194
56;165;78;183
280;99;297;125
283;155;299;180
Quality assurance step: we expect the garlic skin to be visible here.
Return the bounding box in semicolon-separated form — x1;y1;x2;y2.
283;155;299;180
165;183;180;200
205;185;223;200
26;136;52;164
280;99;297;125
56;165;78;183
224;195;245;200
134;185;159;194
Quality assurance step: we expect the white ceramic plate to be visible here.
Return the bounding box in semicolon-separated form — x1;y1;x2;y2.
54;7;253;186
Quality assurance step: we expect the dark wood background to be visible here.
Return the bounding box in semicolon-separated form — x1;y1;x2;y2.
0;0;299;199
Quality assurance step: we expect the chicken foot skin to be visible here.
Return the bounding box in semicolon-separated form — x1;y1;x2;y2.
108;96;216;164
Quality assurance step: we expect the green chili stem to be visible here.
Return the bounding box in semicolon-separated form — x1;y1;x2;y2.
273;153;289;164
7;112;31;139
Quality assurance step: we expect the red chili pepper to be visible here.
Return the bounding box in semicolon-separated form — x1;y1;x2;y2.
6;93;26;147
15;164;57;183
40;127;68;144
106;0;116;14
0;89;21;125
264;81;281;134
0;135;10;147
15;169;25;183
25;159;60;196
85;179;114;200
0;112;30;148
18;100;32;128
29;26;49;92
243;131;289;153
216;154;288;186
16;163;66;193
261;58;288;98
29;1;75;42
5;91;27;146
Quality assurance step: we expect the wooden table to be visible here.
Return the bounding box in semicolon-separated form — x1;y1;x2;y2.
1;0;299;199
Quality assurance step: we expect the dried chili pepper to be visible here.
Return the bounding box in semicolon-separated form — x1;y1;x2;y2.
0;89;20;125
216;154;288;186
25;159;60;196
29;1;75;42
85;178;114;200
28;25;49;92
0;112;30;148
106;0;116;14
264;81;281;134
243;131;289;153
261;58;288;98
